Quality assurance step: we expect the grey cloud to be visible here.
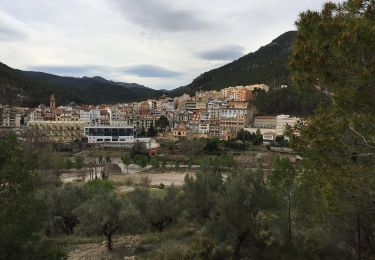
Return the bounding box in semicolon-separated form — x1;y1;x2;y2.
28;64;183;79
0;23;28;41
28;65;109;76
197;45;245;61
122;64;184;78
112;0;211;32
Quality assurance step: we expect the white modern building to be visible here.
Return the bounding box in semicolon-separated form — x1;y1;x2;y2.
84;126;152;146
84;126;135;143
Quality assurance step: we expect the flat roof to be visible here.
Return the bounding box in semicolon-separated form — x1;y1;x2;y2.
85;126;134;129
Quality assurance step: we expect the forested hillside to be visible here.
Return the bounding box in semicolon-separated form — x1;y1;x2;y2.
0;63;162;106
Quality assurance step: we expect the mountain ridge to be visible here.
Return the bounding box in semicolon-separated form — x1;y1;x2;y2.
170;31;297;96
0;62;162;106
0;31;297;106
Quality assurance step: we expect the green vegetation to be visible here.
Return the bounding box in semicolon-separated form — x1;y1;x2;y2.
128;186;182;232
147;124;156;137
208;170;273;259
236;128;263;146
288;0;375;257
121;153;131;173
253;85;331;116
75;192;142;251
0;135;66;259
155;115;170;132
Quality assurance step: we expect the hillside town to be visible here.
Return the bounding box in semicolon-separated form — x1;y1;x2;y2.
2;0;374;259
0;84;300;147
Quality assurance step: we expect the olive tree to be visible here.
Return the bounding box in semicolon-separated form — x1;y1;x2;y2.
74;192;142;251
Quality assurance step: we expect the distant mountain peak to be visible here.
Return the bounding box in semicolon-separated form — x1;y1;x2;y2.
0;63;161;106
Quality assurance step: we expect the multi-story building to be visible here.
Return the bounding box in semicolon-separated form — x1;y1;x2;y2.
196;99;208;110
188;111;200;133
207;99;225;110
1;106;22;128
27;120;87;143
161;98;175;111
223;86;251;102
253;116;276;129
111;110;130;126
56;112;80;122
199;123;210;134
228;101;249;109
99;109;111;125
244;114;301;143
79;108;100;125
138;115;159;131
29;108;44;122
275;115;300;136
233;88;253;102
185;100;197;110
219;109;254;133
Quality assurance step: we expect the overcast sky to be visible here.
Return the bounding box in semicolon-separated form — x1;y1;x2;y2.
0;0;338;90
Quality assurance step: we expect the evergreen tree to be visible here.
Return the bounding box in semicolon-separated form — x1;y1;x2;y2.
289;1;375;257
147;124;157;137
155;116;170;132
209;170;273;259
121;153;131;174
0;135;65;259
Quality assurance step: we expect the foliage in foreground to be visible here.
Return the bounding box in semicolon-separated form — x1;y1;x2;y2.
0;135;66;259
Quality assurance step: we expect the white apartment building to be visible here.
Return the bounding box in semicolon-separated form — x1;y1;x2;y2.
244;114;301;142
276;115;300;136
1;106;22;128
111;110;131;126
199;123;210;134
79;108;100;125
220;108;251;119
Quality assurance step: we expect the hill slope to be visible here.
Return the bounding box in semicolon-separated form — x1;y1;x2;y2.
171;31;296;96
0;63;162;106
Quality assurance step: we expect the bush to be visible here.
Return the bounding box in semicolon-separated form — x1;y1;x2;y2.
150;158;160;169
124;177;135;186
135;155;149;169
174;161;180;170
139;176;151;187
84;179;114;195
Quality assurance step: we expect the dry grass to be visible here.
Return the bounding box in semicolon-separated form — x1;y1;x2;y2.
66;224;199;260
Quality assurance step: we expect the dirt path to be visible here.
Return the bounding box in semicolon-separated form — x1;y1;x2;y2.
110;170;194;186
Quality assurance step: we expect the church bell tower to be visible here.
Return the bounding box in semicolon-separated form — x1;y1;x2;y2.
50;94;56;110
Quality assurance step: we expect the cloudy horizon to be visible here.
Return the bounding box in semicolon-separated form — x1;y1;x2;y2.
0;0;340;90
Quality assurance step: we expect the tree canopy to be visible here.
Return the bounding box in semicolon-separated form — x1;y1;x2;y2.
289;0;375;257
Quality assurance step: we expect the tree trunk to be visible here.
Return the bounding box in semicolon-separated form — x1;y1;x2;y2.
358;215;362;260
233;233;246;260
288;191;292;246
106;234;112;251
